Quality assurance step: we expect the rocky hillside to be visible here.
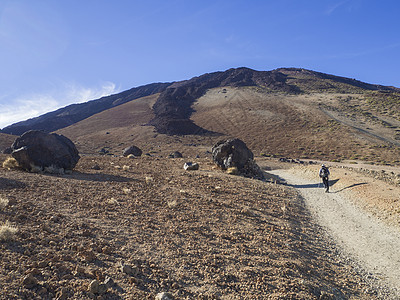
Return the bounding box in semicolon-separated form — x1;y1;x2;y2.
150;67;399;135
3;67;399;137
1;82;171;136
149;68;300;135
2;67;400;165
0;154;377;299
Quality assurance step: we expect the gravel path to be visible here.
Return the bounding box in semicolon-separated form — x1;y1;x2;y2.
269;168;400;299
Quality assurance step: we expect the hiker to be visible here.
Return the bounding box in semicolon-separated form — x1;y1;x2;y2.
319;164;330;192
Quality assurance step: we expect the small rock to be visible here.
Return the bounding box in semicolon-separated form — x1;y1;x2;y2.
92;164;101;170
98;283;107;294
123;145;142;157
102;246;113;255
104;276;115;288
50;215;60;223
156;292;174;300
80;250;96;262
183;162;199;170
74;265;86;276
168;151;183;158
119;262;138;276
22;273;38;289
89;279;99;294
27;268;41;276
56;287;68;300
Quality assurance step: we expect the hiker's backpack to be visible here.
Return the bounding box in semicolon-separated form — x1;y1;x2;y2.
320;167;329;178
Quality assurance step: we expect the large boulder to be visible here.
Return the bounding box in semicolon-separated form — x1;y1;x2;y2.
123;145;142;157
11;130;80;173
212;138;264;179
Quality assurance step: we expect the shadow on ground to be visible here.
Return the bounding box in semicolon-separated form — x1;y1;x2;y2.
287;179;340;189
331;182;368;193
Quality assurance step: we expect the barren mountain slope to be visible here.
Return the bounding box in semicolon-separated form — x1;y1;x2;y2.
57;93;162;154
52;84;400;167
0;154;377;299
191;87;400;164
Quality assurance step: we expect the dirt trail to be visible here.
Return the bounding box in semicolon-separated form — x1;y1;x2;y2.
269;167;400;299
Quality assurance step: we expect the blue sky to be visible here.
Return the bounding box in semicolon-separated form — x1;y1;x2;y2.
1;0;400;128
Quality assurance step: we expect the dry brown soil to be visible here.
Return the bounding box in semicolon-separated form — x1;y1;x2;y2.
0;153;378;299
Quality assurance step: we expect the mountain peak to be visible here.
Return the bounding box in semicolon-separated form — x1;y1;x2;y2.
2;67;398;136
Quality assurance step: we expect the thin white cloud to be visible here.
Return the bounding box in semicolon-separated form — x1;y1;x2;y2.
325;0;351;15
0;82;119;129
0;95;59;129
63;81;118;104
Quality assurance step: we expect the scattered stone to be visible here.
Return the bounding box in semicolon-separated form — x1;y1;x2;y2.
99;148;109;155
89;280;100;294
98;283;108;295
74;266;86;276
92;164;101;170
156;292;174;300
49;215;59;223
145;177;154;184
80;250;96;262
22;273;38;289
119;262;138;276
168;151;183;158
56;287;68;300
27;268;41;276
11;130;80;173
104;276;115;288
123;145;142;157
184;162;199;170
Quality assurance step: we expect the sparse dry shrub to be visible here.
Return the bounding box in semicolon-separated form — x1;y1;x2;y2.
2;157;19;170
227;167;239;175
0;221;17;242
0;197;9;210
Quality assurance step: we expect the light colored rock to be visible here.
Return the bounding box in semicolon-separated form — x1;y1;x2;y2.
155;292;174;300
183;162;199;170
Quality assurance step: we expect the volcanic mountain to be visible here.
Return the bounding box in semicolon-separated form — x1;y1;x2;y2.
2;67;400;164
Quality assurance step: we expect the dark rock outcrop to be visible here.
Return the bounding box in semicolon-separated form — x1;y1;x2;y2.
149;67;300;135
123;146;142;157
11;130;80;173
212;138;264;179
